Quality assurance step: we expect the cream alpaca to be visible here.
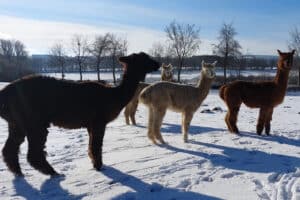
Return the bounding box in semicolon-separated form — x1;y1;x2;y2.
124;63;174;125
139;61;216;143
161;63;174;82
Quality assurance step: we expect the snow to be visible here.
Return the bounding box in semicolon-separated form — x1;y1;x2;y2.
0;79;300;200
43;68;277;82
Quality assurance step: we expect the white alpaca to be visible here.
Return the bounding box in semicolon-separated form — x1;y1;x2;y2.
139;61;216;143
161;63;174;82
124;63;174;125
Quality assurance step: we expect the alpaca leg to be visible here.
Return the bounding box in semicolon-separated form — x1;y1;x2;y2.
130;100;138;126
182;112;193;143
147;107;156;144
227;107;240;134
225;112;234;132
152;108;166;144
257;108;267;135
2;123;25;176
88;123;106;170
124;105;130;125
264;108;273;135
27;126;58;176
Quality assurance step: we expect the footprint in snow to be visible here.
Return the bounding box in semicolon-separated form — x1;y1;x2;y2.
239;140;252;145
268;172;283;183
201;177;213;182
198;171;206;175
176;179;191;189
108;176;130;185
253;179;264;189
221;171;244;179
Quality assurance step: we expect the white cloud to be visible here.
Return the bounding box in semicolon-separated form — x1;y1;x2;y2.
0;15;166;55
0;15;284;56
239;38;287;55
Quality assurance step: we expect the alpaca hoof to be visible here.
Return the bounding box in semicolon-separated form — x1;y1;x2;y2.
14;172;24;178
94;162;103;171
256;131;262;135
151;140;158;145
51;173;65;178
160;140;166;144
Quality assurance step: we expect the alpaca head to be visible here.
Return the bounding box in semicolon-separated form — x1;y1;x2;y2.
201;60;217;79
119;52;160;80
277;49;295;70
161;63;173;80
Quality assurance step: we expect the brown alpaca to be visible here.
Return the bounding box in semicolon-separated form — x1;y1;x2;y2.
124;63;174;125
0;52;159;176
139;61;216;143
219;50;295;135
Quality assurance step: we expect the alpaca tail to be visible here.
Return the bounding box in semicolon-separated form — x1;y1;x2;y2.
0;87;11;121
139;86;152;105
219;85;227;101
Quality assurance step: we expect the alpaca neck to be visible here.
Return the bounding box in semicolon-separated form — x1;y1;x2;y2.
117;69;141;108
273;64;290;92
196;72;214;97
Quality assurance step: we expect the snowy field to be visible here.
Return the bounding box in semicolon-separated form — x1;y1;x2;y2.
0;82;300;199
43;68;277;82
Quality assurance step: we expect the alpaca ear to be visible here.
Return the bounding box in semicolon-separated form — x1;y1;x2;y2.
212;61;217;67
119;55;130;64
162;63;166;68
277;49;282;55
201;60;205;67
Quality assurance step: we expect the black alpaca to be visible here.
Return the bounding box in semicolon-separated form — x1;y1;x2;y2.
0;52;160;176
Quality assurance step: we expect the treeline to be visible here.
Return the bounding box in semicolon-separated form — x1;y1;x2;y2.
0;39;33;81
0;37;279;83
1;20;299;85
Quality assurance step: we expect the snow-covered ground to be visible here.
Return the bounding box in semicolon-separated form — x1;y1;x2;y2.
0;83;300;199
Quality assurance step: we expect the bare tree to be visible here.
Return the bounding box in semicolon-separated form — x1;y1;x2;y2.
149;42;165;62
288;26;300;85
108;34;128;84
71;34;89;81
213;22;242;84
50;42;67;79
0;39;31;81
14;40;28;76
0;39;14;61
165;20;201;82
90;33;111;81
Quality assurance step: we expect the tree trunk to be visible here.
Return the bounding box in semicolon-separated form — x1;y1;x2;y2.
97;60;100;81
298;66;300;86
223;55;228;84
97;66;100;81
112;57;116;84
79;64;82;81
61;64;65;80
177;59;183;82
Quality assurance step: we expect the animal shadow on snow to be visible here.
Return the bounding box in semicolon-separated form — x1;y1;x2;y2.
163;141;300;174
13;176;86;200
101;166;221;200
241;131;300;148
161;122;226;135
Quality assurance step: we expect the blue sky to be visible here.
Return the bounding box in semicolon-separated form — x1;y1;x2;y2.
0;0;299;55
